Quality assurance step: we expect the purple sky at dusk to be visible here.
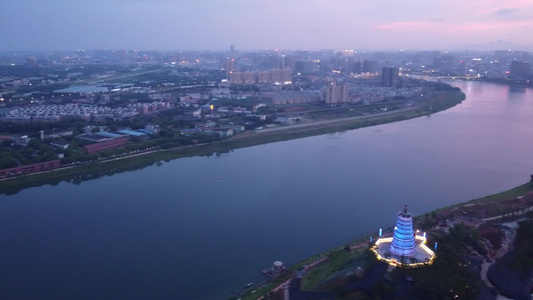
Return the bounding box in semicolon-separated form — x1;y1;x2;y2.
2;0;533;51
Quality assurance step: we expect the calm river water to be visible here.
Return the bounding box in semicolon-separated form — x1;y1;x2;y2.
1;81;533;299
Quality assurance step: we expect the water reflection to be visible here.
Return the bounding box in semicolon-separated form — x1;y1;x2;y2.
1;148;235;195
1;81;533;300
509;85;527;93
1;161;160;195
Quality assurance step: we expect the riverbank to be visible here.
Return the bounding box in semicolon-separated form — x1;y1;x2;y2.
3;79;532;300
237;182;533;300
0;89;465;194
473;77;533;89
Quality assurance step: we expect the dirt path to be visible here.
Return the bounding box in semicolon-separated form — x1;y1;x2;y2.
256;107;418;135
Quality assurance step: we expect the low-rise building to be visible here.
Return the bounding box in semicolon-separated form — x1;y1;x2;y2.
0;160;61;178
50;141;69;149
83;136;129;154
203;128;233;138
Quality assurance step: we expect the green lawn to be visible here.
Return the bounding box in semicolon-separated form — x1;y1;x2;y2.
300;248;369;291
414;183;533;220
469;183;533;204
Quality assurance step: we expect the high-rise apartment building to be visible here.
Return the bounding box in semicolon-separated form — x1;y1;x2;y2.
229;71;244;84
294;60;308;74
510;61;531;78
271;69;283;83
281;68;292;82
362;59;377;73
352;60;362;74
382;67;399;87
280;55;286;69
257;71;272;83
226;58;235;79
243;71;256;84
227;68;292;85
324;83;348;104
336;50;355;57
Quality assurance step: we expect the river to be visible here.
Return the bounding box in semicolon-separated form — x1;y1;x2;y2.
1;81;533;299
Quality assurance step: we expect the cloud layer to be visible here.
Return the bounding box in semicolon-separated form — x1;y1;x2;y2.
1;0;532;51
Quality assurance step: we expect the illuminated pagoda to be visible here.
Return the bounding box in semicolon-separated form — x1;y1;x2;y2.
371;205;436;268
390;205;416;256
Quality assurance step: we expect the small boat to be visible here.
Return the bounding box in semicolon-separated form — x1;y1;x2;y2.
245;282;254;288
218;176;224;180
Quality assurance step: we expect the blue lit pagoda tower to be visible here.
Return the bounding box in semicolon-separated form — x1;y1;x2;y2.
390;205;416;256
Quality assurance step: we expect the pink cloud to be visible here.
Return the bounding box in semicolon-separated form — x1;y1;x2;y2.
466;0;533;15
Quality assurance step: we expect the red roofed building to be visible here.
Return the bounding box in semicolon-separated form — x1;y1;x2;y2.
0;160;61;178
83;136;129;154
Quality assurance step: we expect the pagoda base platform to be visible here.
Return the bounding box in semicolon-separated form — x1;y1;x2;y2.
371;235;436;268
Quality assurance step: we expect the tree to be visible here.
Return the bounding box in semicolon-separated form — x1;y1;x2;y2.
0;157;18;169
43;151;58;161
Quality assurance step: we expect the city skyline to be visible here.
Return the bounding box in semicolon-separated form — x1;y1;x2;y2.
1;0;533;51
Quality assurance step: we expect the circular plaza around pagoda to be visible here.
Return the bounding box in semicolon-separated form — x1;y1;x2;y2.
371;205;436;268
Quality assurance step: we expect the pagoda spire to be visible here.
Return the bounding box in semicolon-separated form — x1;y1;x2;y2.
390;205;416;256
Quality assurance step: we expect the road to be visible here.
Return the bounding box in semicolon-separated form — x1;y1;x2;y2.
254;106;419;135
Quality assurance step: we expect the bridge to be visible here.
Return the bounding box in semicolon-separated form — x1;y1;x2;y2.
407;74;481;80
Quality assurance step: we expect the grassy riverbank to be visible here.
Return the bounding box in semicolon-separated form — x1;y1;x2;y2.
238;181;533;299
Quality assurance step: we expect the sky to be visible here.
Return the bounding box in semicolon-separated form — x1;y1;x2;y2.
1;0;533;51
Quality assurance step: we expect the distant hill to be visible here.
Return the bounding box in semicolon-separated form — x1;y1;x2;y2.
454;40;533;52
